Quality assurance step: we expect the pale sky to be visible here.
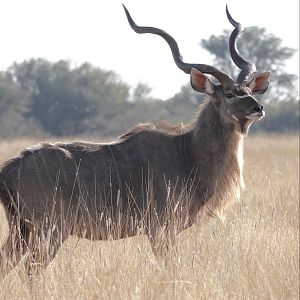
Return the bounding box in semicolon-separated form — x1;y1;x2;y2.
0;0;298;99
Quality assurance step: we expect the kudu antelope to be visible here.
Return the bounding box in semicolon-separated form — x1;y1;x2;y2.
0;5;269;271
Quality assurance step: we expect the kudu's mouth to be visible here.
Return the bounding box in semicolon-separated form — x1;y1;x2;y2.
246;110;265;121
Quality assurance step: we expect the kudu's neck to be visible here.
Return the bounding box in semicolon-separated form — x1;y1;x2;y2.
191;100;242;156
184;99;244;215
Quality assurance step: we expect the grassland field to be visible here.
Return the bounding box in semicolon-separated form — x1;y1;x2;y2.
0;134;299;299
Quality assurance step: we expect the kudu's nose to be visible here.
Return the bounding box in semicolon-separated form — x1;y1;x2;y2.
254;105;263;113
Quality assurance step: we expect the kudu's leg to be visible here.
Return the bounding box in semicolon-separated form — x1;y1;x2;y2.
147;221;177;265
27;222;68;276
0;210;30;273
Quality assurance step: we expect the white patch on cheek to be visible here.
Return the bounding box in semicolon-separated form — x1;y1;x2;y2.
226;109;239;122
231;114;239;121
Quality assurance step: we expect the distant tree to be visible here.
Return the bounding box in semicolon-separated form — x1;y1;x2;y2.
0;73;41;137
131;82;153;102
253;99;299;132
1;53;297;138
201;27;298;102
9;59;130;136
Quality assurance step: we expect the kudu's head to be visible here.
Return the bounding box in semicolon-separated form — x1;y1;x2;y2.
123;4;270;134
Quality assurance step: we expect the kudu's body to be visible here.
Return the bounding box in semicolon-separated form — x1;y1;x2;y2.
0;5;270;271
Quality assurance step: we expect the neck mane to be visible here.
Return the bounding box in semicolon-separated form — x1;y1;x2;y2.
188;99;244;217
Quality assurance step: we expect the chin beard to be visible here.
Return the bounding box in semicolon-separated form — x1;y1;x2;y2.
239;119;254;136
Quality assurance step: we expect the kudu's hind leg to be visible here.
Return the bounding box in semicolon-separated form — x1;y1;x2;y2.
147;222;178;266
27;223;68;275
0;211;30;273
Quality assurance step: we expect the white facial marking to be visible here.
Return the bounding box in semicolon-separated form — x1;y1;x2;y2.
246;110;265;121
236;94;250;99
226;109;239;122
231;114;239;121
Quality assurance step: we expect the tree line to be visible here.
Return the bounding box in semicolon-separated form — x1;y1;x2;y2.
0;27;298;138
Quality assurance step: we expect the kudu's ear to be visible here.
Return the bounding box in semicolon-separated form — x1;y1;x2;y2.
190;68;216;95
247;72;270;94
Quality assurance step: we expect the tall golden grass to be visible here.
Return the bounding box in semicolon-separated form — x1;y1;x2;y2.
0;134;299;299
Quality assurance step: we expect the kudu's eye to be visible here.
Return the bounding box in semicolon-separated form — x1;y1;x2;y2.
225;93;235;99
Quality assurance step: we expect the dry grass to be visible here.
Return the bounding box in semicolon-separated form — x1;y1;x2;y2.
0;134;299;299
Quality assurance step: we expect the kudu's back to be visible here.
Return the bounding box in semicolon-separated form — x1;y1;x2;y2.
0;129;193;239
